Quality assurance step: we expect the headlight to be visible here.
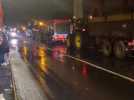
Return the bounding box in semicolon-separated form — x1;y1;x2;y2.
10;32;17;37
10;39;18;45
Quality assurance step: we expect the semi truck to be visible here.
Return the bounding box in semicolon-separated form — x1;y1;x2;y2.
28;19;70;44
66;0;134;58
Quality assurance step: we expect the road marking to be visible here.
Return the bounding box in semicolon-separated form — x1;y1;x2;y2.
65;55;134;83
46;47;134;82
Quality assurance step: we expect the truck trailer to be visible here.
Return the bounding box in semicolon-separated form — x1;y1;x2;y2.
66;0;134;58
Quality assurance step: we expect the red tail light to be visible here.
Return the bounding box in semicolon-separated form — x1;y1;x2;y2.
53;34;65;41
128;40;134;46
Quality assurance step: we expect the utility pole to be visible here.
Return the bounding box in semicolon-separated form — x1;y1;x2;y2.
73;0;84;19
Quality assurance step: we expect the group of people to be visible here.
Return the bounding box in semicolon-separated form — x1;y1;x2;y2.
0;32;9;65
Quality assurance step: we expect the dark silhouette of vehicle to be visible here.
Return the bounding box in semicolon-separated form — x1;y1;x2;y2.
67;0;134;58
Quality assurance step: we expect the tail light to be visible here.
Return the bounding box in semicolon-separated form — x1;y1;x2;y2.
58;35;64;39
82;28;86;32
128;40;134;46
53;34;65;41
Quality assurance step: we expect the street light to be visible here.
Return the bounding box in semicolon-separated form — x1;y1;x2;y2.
22;26;26;31
39;21;44;26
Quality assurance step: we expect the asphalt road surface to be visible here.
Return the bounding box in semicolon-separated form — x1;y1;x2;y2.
27;44;134;100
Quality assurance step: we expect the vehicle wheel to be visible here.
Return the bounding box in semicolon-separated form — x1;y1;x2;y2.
74;32;88;50
114;41;126;59
74;32;89;58
101;40;112;56
74;32;82;50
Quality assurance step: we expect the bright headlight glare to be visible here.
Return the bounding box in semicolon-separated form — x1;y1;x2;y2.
10;39;18;45
10;32;17;37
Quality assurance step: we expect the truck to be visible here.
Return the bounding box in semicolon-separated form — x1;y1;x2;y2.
66;0;134;58
28;19;70;45
47;19;69;43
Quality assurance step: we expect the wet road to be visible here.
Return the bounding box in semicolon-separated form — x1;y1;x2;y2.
10;49;48;100
25;44;134;100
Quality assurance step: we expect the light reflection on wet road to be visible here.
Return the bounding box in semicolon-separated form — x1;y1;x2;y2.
26;44;134;100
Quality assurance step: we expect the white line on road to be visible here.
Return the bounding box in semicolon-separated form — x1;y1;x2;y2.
65;55;134;83
47;47;134;83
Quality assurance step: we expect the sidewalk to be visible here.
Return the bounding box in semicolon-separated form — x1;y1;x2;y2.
10;50;48;100
0;61;13;100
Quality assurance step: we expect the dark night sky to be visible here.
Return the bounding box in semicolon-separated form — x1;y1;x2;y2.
2;0;73;24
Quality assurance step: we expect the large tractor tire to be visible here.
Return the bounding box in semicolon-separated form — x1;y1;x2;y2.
74;32;88;55
101;40;112;56
74;32;82;50
113;41;126;59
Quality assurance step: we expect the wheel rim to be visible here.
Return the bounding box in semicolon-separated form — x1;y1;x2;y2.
103;42;111;56
115;44;125;58
75;33;81;49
